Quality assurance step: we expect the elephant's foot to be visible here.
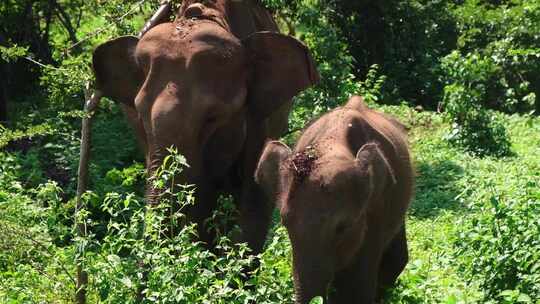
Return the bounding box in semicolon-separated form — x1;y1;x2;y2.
237;182;273;254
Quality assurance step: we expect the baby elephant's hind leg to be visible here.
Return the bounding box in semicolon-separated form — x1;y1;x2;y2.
377;225;408;298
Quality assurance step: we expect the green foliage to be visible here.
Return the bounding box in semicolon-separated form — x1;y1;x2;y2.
39;55;91;112
78;148;296;303
309;296;324;304
454;0;540;113
452;125;540;302
280;0;361;132
357;64;387;104
0;172;75;302
378;0;459;107
441;51;512;157
317;0;540;113
2;102;540;303
99;163;146;195
0;45;28;63
457;196;540;302
0;123;54;149
322;0;458;107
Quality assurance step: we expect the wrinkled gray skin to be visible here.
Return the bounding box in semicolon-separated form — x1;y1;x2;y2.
256;96;414;303
92;0;319;253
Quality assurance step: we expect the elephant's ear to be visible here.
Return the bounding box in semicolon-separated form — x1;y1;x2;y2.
255;140;292;205
355;143;397;198
242;32;319;118
92;36;143;107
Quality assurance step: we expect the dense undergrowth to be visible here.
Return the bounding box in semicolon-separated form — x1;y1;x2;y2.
1;103;539;303
1;0;540;303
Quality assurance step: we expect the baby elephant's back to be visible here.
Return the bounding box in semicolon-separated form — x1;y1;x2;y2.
360;109;411;174
348;98;415;229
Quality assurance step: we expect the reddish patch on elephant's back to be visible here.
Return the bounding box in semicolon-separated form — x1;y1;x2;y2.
290;146;318;184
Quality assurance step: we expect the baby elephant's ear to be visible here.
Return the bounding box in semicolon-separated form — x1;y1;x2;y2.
242;32;320;118
355;143;397;197
92;36;144;107
255;141;292;204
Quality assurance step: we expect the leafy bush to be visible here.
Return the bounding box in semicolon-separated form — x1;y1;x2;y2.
315;0;540;113
280;0;362;131
456;195;540;302
265;0;390;135
441;51;512;157
79;148;295;303
356;64;387;104
317;0;459;108
0;169;74;302
454;0;540;113
451;116;540;303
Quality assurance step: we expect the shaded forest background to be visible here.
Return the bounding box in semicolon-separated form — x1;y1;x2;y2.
1;0;539;124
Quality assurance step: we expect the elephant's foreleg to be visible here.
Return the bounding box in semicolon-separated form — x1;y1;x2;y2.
190;185;219;248
266;100;293;139
377;224;408;297
237;179;273;254
119;104;148;163
330;235;384;304
235;115;273;254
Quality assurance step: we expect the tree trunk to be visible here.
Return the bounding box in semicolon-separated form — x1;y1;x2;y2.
0;33;8;123
534;75;540;115
326;0;390;76
75;88;102;304
0;74;7;123
51;0;80;49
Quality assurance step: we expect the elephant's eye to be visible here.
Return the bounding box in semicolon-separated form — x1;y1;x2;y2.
335;221;350;235
205;114;219;125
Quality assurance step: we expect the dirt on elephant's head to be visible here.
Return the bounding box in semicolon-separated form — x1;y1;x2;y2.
289;145;319;184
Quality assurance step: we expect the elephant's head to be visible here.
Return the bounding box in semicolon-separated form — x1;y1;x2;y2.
92;3;318;184
255;141;396;303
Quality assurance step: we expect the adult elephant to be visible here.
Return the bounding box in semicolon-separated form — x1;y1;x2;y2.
91;0;319;253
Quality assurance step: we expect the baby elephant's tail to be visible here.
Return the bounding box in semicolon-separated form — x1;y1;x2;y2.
344;95;369;112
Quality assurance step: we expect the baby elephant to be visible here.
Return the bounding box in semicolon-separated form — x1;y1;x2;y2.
255;96;414;304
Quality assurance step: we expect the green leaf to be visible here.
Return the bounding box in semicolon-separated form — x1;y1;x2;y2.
120;277;133;288
517;294;532;303
446;295;458;304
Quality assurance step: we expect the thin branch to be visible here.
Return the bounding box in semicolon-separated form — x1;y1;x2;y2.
41;0;54;45
51;0;79;46
76;2;84;28
63;0;147;53
0;285;37;302
1;222;77;287
30;260;72;291
285;126;303;137
276;10;296;36
23;56;63;70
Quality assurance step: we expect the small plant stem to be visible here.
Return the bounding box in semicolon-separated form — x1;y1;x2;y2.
75;84;102;304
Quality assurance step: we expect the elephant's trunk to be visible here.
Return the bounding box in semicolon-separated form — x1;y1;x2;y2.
146;141;203;205
146;146;167;205
292;252;333;304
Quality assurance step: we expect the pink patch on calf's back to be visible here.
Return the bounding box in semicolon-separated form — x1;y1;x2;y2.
290;145;318;184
